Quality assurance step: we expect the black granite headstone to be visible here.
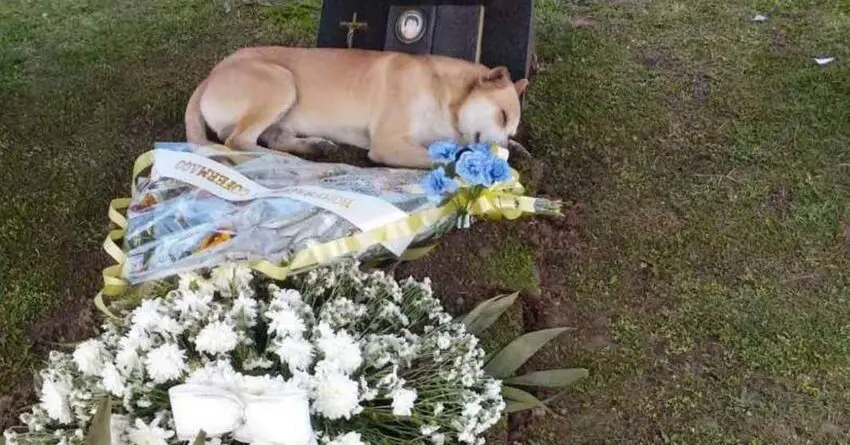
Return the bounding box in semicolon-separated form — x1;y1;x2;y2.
317;0;534;82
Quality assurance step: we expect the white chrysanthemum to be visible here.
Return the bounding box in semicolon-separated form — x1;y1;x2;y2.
72;339;105;376
101;364;127;397
40;377;72;423
231;293;259;324
327;432;365;445
115;345;140;375
127;417;174;445
312;371;361;420
154;316;184;336
110;414;130;445
316;323;362;373
131;300;165;331
144;344;186;383
275;337;314;371
389;387;417;416
173;290;213;319
267;308;306;337
273;288;303;305
430;433;446;445
195;321;238;355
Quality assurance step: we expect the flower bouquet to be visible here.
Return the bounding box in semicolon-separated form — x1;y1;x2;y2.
5;263;507;445
100;142;561;300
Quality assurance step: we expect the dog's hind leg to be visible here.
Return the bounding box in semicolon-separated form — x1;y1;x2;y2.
200;60;297;151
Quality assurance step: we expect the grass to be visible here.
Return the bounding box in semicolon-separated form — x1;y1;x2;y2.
1;0;850;443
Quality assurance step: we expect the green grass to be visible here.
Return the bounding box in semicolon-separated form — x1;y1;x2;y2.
1;0;850;443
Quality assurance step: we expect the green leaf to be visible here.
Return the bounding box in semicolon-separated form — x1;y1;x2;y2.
504;368;588;388
505;400;542;413
502;386;545;413
484;327;570;378
192;430;207;445
462;292;519;335
85;397;112;445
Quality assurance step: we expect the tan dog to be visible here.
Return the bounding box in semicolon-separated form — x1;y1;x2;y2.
185;47;528;168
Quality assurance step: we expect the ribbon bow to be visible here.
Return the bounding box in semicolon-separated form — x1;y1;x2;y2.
168;384;316;445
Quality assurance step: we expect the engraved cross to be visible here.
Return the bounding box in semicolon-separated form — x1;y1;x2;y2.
340;12;368;49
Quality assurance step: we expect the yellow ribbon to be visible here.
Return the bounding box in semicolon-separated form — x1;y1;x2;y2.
95;144;559;316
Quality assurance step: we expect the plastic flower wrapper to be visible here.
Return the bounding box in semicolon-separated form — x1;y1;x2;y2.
100;141;561;297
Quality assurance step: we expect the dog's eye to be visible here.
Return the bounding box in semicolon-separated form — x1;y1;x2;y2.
500;110;508;127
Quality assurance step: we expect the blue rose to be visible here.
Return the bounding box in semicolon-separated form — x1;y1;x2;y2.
456;150;495;186
488;157;511;184
421;167;459;202
427;141;460;164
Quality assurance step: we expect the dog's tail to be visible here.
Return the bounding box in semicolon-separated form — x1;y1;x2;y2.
185;80;210;144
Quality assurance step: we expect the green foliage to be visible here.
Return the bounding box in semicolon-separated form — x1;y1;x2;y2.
464;294;588;414
85;397;112;445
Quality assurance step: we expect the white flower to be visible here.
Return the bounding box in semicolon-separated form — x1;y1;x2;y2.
131;300;165;331
275;337;314;371
433;402;445;416
243;357;275;370
40;377;72;423
327;432;365;445
110;414;130;445
389;387;417;416
312;371;361;420
195;321;238;355
115;345;140;374
231;293;259;323
210;264;237;292
127;417;174;445
316;323;362;373
436;333;452;350
267;308;306;337
173;290;213;318
144;344;186;383
420;425;440;436
72;339;105;376
430;433;446;445
273;288;303;305
154;316;184;336
462;400;482;418
101;364;127;397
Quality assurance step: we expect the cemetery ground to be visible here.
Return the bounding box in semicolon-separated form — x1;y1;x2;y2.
1;0;849;443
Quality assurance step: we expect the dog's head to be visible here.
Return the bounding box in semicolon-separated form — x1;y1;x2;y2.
457;66;529;146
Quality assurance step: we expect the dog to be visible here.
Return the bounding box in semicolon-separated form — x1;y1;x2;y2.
185;47;529;169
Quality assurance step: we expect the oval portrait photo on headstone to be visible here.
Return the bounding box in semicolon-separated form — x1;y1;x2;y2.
396;9;425;43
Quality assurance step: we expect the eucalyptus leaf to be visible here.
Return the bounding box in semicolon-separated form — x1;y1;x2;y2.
502;385;544;405
504;368;588;388
484;327;569;378
505;400;542;413
462;292;519;335
192;430;208;445
85;397;112;445
502;386;545;414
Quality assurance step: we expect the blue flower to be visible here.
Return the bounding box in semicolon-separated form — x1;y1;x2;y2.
488;157;511;184
456;149;512;187
456;150;494;186
421;167;459;202
427;141;461;164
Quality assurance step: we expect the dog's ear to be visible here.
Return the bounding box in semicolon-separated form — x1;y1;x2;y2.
480;66;511;87
514;79;529;95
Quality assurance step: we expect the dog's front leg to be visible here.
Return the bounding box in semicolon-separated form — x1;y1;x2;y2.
368;137;432;169
368;121;433;169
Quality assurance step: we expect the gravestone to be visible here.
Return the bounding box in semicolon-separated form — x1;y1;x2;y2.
316;0;534;82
